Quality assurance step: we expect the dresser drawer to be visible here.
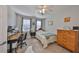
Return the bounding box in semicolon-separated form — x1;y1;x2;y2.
57;30;79;52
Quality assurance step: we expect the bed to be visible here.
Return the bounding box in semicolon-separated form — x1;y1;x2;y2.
36;30;56;48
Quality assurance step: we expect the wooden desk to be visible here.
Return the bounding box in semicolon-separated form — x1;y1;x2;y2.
7;32;22;53
8;32;22;41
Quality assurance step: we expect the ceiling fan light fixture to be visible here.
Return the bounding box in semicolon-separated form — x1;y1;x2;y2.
38;5;53;15
39;6;47;15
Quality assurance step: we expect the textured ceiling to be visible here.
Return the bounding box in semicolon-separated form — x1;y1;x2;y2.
10;5;79;18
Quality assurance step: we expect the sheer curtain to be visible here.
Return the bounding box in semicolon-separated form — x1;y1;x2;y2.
22;19;30;32
16;14;23;32
36;19;45;30
36;20;41;30
41;19;45;30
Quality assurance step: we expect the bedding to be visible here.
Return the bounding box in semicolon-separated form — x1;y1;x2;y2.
25;46;34;53
36;30;56;48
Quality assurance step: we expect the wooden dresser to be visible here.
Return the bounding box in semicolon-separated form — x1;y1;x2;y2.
57;30;79;52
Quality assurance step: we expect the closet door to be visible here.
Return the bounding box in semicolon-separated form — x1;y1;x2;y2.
0;5;7;53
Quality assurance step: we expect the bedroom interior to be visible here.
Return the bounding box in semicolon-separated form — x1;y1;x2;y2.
0;5;79;53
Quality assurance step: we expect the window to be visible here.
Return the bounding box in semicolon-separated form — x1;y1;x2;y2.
36;20;41;30
22;19;30;32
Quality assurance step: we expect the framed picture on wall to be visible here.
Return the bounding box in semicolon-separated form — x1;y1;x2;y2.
64;17;71;22
48;20;53;25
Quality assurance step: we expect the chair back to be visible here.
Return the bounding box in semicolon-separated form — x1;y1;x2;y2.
17;34;23;43
23;32;27;40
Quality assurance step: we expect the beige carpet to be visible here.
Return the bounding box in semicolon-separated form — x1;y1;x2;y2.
16;34;70;53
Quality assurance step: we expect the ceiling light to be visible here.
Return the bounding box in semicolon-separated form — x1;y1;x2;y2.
37;5;53;15
39;5;47;15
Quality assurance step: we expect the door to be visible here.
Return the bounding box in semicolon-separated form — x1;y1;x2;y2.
0;6;7;53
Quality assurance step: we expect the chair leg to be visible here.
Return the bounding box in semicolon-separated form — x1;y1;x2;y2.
25;43;27;46
20;45;23;48
17;42;27;49
24;42;27;46
15;48;17;53
20;41;23;48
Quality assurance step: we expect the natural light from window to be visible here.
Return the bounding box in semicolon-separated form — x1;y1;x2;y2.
37;20;41;30
22;19;41;32
22;19;30;32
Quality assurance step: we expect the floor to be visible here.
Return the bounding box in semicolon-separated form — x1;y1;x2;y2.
16;36;70;53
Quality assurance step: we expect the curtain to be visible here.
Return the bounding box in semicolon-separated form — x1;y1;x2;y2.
41;19;45;30
30;17;36;32
16;14;23;32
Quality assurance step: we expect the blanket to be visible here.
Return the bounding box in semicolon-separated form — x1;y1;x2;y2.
36;30;56;48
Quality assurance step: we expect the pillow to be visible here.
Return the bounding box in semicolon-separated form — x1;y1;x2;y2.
63;26;71;30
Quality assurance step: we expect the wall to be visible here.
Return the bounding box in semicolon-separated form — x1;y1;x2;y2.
16;14;23;32
0;5;7;53
45;6;79;34
9;6;79;34
8;6;16;28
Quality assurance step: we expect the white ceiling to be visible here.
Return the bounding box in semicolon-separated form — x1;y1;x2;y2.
10;5;79;18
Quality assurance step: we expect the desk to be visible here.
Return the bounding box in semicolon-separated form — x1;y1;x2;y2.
8;32;22;40
8;32;22;53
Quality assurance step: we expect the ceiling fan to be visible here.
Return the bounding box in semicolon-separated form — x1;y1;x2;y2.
37;5;53;15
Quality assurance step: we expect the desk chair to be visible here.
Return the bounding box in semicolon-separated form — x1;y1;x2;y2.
17;33;27;49
16;34;23;49
20;32;27;48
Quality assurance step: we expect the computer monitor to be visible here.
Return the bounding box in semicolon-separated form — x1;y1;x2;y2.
7;26;12;32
